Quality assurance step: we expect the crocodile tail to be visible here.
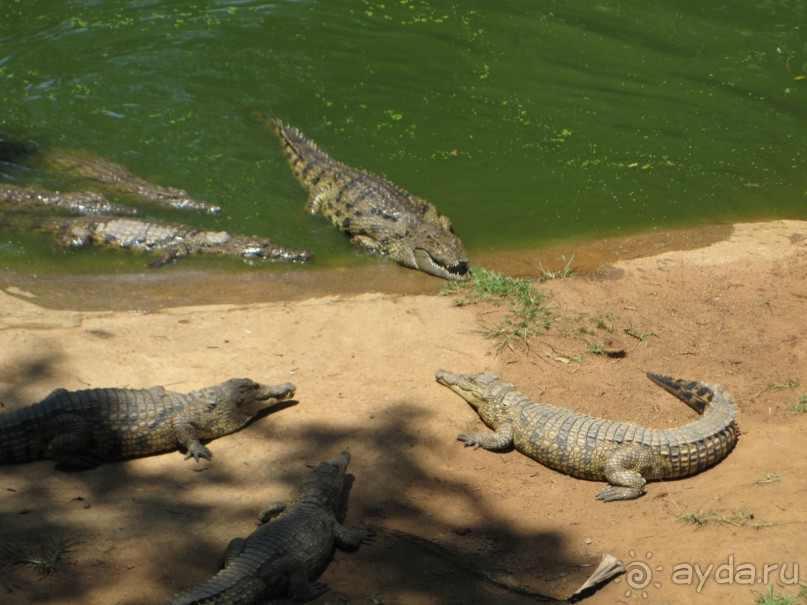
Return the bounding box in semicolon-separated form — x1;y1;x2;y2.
263;116;332;193
646;372;718;415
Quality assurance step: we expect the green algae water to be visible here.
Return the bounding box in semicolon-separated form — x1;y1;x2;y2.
1;0;805;277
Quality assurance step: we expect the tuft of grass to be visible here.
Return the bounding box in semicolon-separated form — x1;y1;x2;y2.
590;314;615;333
1;535;74;575
793;394;807;413
764;378;800;392
624;325;652;341
678;508;755;528
753;585;801;605
754;471;783;485
536;255;574;282
441;267;551;352
586;341;606;356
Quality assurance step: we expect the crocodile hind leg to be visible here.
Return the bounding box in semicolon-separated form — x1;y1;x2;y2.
47;413;98;468
595;445;654;501
257;556;328;603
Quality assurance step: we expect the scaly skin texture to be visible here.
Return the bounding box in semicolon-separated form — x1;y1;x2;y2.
163;451;372;605
436;370;738;501
43;148;222;214
0;379;296;467
0;212;312;267
1;182;139;216
266;117;469;281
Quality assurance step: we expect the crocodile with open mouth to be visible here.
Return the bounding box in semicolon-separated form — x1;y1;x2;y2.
267;117;469;280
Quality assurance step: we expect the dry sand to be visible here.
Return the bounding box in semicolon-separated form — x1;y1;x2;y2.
0;219;805;605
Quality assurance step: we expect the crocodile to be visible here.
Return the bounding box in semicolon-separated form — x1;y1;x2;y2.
163;450;372;604
436;369;738;501
1;211;312;267
0;378;296;467
266;116;469;281
42;148;222;214
1;182;138;216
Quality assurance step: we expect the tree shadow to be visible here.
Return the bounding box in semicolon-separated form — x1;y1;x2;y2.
0;392;606;604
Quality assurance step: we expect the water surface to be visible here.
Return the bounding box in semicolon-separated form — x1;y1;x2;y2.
1;0;805;283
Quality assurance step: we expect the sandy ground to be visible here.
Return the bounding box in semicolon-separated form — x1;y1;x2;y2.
0;219;805;605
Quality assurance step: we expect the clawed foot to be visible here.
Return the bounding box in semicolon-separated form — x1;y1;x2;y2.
457;433;480;448
595;484;645;502
183;443;213;463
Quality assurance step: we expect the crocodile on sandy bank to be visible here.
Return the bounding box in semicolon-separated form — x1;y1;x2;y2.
436;370;738;501
1;211;312;267
0;378;296;467
266;116;469;281
163;451;372;604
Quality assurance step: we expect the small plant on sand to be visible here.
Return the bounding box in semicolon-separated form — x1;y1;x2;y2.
536;255;574;282
793;394;807;413
752;584;803;605
441;267;551;352
590;314;615;333
624;325;652;341
678;508;755;528
754;471;782;485
1;534;74;575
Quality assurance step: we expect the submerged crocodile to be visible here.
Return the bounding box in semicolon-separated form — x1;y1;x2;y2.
2;138;312;266
267;117;469;280
163;451;372;604
1;211;312;267
41;148;222;214
436;369;738;501
1;182;138;216
0;378;296;467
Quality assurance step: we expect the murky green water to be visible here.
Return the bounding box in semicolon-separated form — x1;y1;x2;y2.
1;0;805;276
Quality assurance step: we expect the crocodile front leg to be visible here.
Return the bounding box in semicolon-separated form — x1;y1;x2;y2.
172;418;212;462
457;421;514;451
595;445;654;501
333;524;373;550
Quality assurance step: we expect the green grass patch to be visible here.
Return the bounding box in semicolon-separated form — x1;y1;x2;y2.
793;394;807;413
754;471;782;485
678;508;755;528
535;254;574;282
441;267;551;352
1;535;74;575
752;585;805;605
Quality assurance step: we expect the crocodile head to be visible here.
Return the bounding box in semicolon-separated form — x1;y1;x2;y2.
435;369;509;408
389;220;469;281
218;378;297;417
299;451;351;510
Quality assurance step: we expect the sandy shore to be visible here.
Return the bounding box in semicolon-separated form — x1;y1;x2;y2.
0;219;805;605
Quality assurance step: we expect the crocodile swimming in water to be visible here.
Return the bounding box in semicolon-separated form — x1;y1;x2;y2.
163;451;372;604
1;182;139;216
436;369;738;501
0;378;296;467
41;148;223;214
1;135;312;266
0;211;312;267
266;116;469;280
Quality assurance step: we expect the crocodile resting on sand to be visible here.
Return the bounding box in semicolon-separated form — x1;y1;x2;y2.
0;378;296;467
436;369;738;501
1;211;312;267
164;451;372;604
267;117;469;280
